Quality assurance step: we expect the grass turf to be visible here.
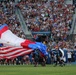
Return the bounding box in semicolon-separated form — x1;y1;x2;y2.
0;64;76;75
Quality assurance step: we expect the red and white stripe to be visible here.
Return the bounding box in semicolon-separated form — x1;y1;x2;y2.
0;46;33;59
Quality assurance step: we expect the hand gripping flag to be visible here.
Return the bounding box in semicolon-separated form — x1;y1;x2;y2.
0;24;48;59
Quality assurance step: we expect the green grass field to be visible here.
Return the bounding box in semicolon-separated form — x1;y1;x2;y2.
0;64;76;75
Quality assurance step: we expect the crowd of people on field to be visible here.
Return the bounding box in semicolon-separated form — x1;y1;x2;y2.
0;45;75;67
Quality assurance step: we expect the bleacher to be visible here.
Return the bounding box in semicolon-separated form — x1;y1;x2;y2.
0;0;76;65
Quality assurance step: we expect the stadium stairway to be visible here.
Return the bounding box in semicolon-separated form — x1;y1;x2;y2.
15;7;33;40
73;8;76;35
65;0;76;35
69;8;76;42
65;0;73;4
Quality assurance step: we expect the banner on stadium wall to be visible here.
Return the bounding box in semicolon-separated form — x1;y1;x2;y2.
32;31;51;36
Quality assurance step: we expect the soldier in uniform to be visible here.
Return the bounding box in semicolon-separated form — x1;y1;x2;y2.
54;46;63;67
32;49;40;67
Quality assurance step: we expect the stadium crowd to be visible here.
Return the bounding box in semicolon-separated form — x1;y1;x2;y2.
0;0;76;66
0;0;26;39
17;0;76;50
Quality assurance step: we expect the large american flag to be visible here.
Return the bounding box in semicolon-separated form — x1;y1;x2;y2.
0;46;33;59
